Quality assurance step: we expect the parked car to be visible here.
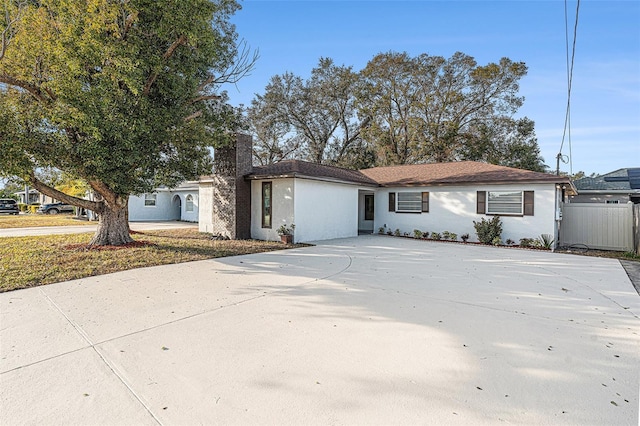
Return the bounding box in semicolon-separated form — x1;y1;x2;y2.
37;202;74;215
0;198;19;215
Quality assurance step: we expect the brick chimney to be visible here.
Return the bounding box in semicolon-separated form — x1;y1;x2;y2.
198;134;252;239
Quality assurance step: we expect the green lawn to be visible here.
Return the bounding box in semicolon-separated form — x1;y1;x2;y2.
0;228;301;292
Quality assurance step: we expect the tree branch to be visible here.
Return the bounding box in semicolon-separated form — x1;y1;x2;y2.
28;174;101;212
184;110;202;122
143;34;187;96
0;74;48;103
196;40;258;92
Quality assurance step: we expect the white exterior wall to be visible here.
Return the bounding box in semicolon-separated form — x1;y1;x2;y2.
129;190;198;222
128;192;174;221
251;178;360;243
293;179;359;242
375;184;558;243
180;192;199;222
198;183;214;233
251;178;295;242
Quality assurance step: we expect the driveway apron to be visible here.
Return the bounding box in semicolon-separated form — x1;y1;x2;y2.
1;235;638;425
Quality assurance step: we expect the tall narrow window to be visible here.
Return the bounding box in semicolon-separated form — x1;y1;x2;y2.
262;182;272;228
365;194;374;220
388;192;396;212
185;194;194;212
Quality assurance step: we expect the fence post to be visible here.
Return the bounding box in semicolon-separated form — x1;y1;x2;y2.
634;204;640;255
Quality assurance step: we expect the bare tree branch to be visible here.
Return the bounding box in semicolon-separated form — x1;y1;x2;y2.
0;1;26;61
196;39;259;92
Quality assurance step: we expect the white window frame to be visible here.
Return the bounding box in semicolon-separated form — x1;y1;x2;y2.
396;192;422;212
185;194;194;212
144;193;157;207
487;191;523;215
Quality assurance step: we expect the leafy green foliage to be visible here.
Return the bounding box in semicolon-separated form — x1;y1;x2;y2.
473;216;503;245
0;0;252;244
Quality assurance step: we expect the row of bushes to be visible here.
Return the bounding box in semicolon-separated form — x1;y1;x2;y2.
17;203;41;214
379;217;555;250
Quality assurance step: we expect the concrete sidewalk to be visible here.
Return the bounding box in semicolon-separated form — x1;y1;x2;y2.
0;220;197;238
1;236;638;425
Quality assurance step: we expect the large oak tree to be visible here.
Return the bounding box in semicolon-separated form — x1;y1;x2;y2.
0;0;251;245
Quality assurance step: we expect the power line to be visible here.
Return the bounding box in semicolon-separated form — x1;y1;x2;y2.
557;0;580;176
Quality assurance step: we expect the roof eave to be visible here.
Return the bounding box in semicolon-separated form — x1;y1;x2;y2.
246;173;379;187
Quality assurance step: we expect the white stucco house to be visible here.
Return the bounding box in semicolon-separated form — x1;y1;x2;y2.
128;181;199;222
240;160;573;245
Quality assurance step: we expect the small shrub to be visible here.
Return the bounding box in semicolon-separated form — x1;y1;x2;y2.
413;229;423;239
431;232;442;241
18;203;27;212
276;223;295;236
505;239;515;246
473;216;503;245
403;232;410;237
519;238;534;248
394;228;401;237
461;233;470;243
492;236;502;246
537;234;554;249
378;226;385;235
28;205;39;214
449;232;457;241
387;230;393;236
422;231;430;239
442;231;451;240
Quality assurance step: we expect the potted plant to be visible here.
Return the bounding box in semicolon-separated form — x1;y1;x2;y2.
276;223;295;244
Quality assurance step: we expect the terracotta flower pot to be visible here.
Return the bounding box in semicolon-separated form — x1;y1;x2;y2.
280;234;293;244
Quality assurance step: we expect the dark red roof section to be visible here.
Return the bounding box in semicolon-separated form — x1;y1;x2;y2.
360;161;570;186
247;159;571;187
249;160;379;186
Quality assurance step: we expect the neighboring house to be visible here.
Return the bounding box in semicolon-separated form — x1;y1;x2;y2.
199;135;574;245
128;181;200;222
570;168;640;204
14;189;58;205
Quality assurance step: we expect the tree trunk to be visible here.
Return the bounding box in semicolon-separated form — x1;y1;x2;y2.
88;198;133;246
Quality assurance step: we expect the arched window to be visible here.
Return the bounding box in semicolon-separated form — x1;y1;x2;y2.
186;194;194;212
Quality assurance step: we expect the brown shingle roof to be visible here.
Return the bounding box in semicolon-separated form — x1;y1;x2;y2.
360;161;570;187
248;160;378;186
246;160;571;188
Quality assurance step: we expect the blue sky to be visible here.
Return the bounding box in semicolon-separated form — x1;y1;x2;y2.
223;0;640;175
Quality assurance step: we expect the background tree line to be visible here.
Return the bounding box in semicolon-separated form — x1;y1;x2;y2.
248;52;548;172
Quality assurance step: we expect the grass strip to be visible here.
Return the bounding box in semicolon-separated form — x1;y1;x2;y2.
0;228;302;292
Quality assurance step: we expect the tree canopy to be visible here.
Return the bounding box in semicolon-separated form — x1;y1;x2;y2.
248;52;547;172
0;0;252;245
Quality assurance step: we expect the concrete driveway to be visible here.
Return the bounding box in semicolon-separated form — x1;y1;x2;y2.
1;236;638;425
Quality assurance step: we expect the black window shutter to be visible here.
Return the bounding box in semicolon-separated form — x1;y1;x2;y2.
477;191;486;214
388;192;396;212
524;191;534;216
421;192;429;212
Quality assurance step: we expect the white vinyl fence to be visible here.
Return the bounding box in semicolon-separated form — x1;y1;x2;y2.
560;203;634;251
